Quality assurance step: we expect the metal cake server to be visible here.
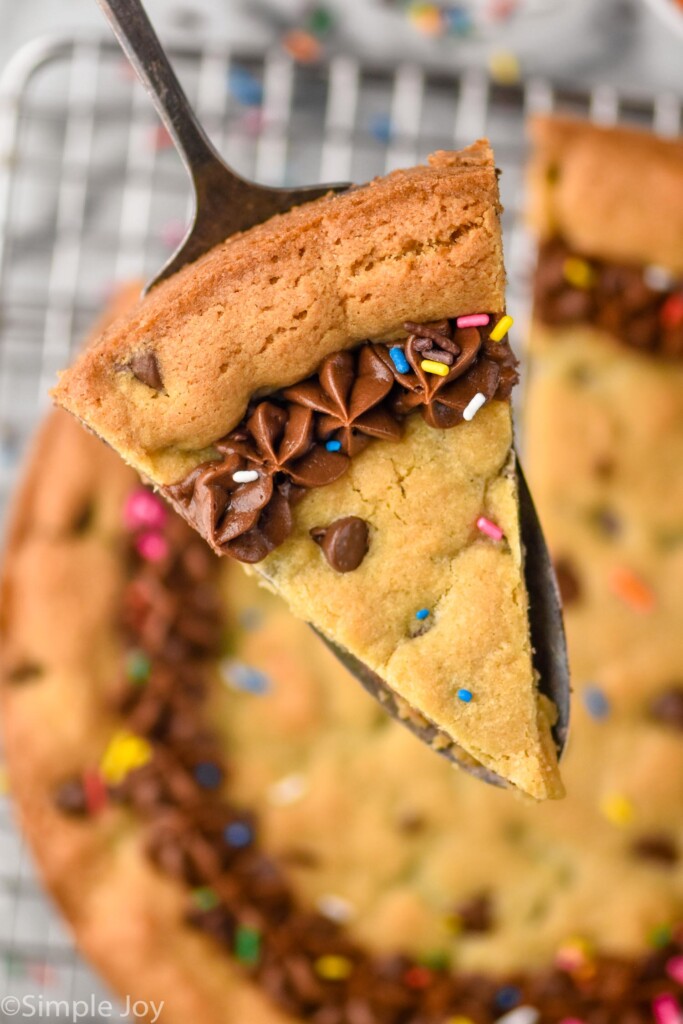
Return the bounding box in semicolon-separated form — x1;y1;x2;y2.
96;0;570;787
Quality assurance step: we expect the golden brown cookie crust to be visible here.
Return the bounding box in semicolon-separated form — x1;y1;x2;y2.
53;144;505;485
527;115;683;273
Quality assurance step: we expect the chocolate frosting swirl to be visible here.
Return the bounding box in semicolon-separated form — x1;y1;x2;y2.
164;316;518;563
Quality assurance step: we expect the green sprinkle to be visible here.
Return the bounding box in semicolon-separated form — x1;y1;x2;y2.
235;924;261;965
419;950;450;971
126;649;151;684
648;923;672;949
192;886;219;911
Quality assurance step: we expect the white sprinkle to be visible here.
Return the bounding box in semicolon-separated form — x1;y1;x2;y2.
268;773;308;806
462;392;487;421
316;894;355;923
232;469;259;484
495;1008;540;1024
644;264;675;291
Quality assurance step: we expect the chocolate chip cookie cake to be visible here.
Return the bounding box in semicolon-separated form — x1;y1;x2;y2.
1;274;683;1023
53;142;562;800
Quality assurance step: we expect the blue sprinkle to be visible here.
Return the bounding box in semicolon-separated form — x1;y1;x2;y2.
228;66;263;107
370;112;393;144
325;440;342;452
194;762;223;790
415;608;430;621
457;688;473;704
222;659;271;695
495;986;521;1011
389;347;410;375
583;685;610;720
443;5;472;34
224;821;253;848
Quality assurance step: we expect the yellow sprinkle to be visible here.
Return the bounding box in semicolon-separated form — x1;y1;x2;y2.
100;730;153;785
0;764;9;796
408;3;443;35
489;314;514;342
563;256;596;289
420;359;449;376
600;793;634;827
488;49;521;85
314;955;353;980
447;1018;476;1024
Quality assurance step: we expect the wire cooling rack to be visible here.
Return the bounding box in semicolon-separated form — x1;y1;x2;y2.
0;33;681;1020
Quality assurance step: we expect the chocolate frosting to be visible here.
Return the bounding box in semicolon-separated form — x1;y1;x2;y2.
54;491;683;1024
165;316;518;563
534;239;683;358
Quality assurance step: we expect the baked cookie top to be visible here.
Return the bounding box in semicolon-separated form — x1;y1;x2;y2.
527;115;683;274
54;144;505;485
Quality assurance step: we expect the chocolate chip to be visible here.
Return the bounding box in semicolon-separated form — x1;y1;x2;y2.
553;558;581;606
6;661;43;685
310;517;369;572
632;834;678;865
54;778;88;816
649;686;683;730
453;892;494;934
127;351;164;391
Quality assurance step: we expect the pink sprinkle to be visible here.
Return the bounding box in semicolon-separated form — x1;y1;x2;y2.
124;489;167;531
457;313;490;329
135;531;169;563
652;994;682;1024
667;956;683;984
477;516;504;541
559;1019;587;1024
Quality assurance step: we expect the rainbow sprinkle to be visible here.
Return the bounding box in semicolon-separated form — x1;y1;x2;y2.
652;994;682;1024
415;608;430;621
314;955;353;980
100;731;152;785
83;770;108;815
609;566;655;613
235;924;261;965
325;440;342;452
126;649;151;684
224;821;253;848
135;531;169;563
123;489;167;531
192;887;220;911
600;793;634;827
666;955;683;984
457;688;473;704
489;314;514;343
494;1008;539;1024
457;313;490;329
463;392;486;421
232;469;259;484
660;293;683;329
316;894;354;923
421;358;449;377
194;761;222;790
389;346;410;374
582;685;610;720
563;257;596;289
476;516;504;541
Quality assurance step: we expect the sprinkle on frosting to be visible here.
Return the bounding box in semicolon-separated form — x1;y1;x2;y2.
135;531;169;563
268;773;307;806
562;257;596;290
420;358;450;376
163;316;518;563
652;993;681;1024
99;730;152;785
463;392;487;421
457;314;490;329
314;955;353;981
224;821;253;848
489;314;514;343
123;489;167;532
235;924;261;966
494;1008;540;1024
